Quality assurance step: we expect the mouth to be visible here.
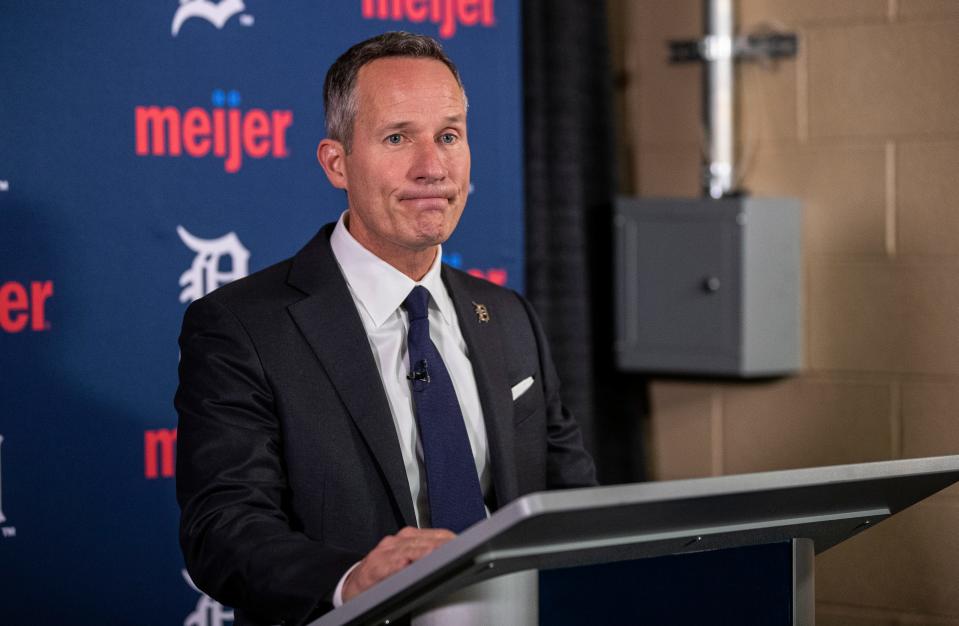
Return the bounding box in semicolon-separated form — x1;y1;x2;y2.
399;191;455;202
398;191;456;210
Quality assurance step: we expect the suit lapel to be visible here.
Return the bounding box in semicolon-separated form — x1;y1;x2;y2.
286;226;417;527
443;268;519;509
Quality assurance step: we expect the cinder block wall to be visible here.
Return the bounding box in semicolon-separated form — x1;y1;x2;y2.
608;1;959;623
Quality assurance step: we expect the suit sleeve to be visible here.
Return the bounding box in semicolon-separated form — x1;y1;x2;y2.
175;296;360;625
516;294;599;489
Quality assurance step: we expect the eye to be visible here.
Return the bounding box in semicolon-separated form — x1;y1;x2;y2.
386;133;403;145
439;133;458;145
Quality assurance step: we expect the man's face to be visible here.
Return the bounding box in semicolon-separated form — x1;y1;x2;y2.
330;57;470;267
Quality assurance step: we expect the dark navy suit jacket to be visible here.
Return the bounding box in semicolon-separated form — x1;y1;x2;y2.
175;223;597;625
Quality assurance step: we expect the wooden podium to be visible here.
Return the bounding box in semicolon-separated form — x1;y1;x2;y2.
310;455;959;625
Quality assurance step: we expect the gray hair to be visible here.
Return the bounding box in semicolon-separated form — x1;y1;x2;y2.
324;31;466;152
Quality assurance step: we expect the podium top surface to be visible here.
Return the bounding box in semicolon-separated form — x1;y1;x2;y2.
313;455;959;626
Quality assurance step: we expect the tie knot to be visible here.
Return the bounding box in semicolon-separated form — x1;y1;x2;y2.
403;285;430;321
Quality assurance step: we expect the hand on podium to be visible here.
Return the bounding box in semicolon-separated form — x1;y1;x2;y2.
342;527;456;602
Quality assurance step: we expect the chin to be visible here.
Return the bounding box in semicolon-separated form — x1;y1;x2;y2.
414;232;450;248
413;220;456;245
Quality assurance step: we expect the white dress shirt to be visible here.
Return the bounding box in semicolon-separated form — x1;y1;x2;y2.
328;212;491;606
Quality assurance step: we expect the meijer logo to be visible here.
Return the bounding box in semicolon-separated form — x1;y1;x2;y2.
135;89;293;173
145;428;177;479
361;0;495;39
1;280;53;333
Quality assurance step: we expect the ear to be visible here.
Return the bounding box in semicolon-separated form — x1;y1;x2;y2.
317;138;348;190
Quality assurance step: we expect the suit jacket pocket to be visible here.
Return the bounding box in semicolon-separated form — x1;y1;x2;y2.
512;375;543;426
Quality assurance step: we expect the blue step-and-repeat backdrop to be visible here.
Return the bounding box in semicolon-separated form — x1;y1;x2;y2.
0;2;523;623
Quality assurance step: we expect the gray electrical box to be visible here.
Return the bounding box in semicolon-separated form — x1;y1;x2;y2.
614;196;801;377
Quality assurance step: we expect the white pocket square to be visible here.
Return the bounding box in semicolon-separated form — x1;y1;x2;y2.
511;376;534;401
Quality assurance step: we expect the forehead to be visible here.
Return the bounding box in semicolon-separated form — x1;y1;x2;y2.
353;57;465;123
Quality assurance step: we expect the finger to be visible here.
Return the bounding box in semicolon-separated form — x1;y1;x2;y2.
398;527;457;542
345;529;457;600
397;538;450;563
369;536;437;571
361;538;443;582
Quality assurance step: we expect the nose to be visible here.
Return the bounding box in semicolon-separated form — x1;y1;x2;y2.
409;140;447;184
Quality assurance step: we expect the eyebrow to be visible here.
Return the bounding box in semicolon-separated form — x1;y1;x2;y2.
379;115;466;133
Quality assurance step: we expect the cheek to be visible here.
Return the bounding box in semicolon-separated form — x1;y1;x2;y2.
459;160;472;192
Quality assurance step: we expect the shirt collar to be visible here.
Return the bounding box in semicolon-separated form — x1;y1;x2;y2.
329;211;455;328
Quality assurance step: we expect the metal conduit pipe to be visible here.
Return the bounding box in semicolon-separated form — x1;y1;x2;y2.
669;0;797;199
703;0;736;199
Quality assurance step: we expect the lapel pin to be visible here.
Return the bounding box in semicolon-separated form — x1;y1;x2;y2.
472;302;490;323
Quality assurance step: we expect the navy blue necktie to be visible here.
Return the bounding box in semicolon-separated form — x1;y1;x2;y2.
403;285;486;533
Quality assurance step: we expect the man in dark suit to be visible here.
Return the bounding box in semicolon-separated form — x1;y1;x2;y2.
176;32;596;626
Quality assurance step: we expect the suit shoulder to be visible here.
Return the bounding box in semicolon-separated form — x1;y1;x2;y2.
190;256;297;314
